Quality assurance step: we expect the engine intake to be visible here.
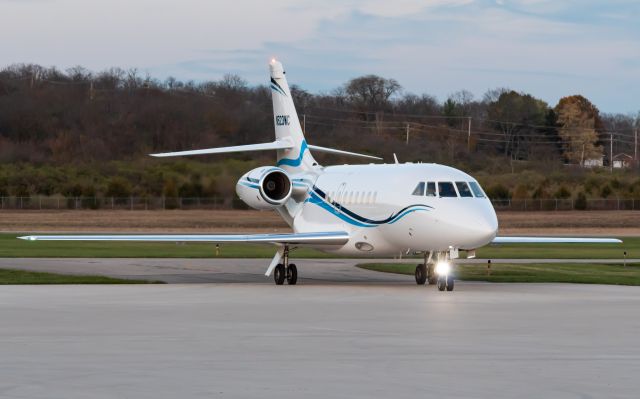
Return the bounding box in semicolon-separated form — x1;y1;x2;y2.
236;167;293;210
260;169;291;205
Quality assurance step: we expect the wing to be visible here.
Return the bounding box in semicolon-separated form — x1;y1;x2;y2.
18;231;349;245
492;237;622;244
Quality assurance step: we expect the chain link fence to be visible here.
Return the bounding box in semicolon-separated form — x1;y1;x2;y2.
1;196;639;211
0;196;249;210
491;198;640;211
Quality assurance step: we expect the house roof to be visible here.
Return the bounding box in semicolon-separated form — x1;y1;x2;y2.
613;153;634;160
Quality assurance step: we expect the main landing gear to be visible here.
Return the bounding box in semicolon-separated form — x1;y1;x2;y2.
415;251;454;292
274;246;298;285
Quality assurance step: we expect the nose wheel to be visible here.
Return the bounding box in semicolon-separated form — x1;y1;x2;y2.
436;275;455;291
429;251;455;292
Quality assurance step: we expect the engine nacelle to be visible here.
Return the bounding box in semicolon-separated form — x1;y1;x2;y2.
236;166;293;210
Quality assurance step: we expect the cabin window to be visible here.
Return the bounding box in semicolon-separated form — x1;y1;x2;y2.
425;182;436;197
412;182;425;196
438;182;458;197
469;182;486;198
456;182;473;197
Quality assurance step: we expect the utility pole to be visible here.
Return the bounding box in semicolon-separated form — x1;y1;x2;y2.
467;117;472;152
635;128;637;164
406;123;410;145
610;132;614;173
89;81;94;101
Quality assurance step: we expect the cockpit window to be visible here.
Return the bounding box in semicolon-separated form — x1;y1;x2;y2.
425;182;436;197
469;181;486;198
456;182;473;197
438;182;457;197
412;182;425;196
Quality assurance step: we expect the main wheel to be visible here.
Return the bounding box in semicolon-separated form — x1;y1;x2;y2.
287;264;298;285
446;275;454;292
274;264;286;285
427;264;437;285
415;264;427;285
437;276;446;291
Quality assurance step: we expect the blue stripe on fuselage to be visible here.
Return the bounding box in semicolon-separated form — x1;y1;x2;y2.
306;187;432;227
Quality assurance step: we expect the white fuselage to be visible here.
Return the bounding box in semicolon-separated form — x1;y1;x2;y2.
280;162;498;256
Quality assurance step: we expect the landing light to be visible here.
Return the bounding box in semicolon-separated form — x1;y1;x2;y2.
435;261;451;276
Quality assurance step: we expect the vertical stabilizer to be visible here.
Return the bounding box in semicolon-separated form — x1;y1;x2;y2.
269;60;317;172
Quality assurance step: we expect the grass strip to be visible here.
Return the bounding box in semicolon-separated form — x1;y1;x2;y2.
0;268;163;284
358;262;640;286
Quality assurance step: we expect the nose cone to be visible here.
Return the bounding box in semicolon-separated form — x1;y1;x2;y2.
468;208;498;246
444;200;498;249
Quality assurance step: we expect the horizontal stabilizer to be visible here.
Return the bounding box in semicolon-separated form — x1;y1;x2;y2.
492;237;622;244
150;140;293;157
307;144;382;160
19;231;349;246
150;140;381;161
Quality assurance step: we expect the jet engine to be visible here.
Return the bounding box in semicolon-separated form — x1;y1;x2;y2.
236;166;293;210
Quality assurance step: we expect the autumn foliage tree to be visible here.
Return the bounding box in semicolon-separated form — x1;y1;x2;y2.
555;95;604;165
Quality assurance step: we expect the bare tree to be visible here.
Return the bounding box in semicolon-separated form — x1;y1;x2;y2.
344;75;401;111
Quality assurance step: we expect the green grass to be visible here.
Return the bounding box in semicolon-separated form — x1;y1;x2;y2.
2;233;635;259
2;234;328;258
474;238;637;259
0;268;162;284
358;262;640;286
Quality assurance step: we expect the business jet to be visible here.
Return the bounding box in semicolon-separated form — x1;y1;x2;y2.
19;59;621;291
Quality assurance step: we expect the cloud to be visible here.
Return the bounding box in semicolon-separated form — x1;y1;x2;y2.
351;0;475;17
0;0;637;112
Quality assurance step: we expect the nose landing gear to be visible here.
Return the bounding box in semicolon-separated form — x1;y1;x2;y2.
436;274;454;291
418;251;455;292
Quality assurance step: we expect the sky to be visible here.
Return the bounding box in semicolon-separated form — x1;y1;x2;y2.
1;0;638;113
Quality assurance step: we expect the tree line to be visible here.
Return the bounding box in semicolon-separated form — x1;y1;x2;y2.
0;63;638;201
